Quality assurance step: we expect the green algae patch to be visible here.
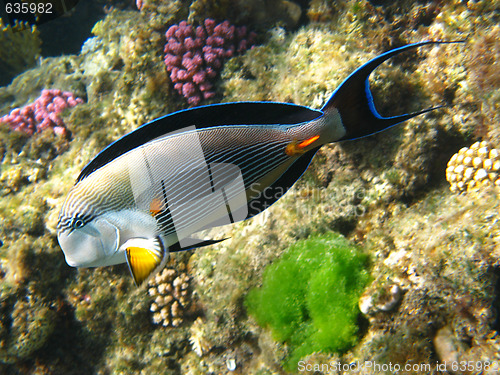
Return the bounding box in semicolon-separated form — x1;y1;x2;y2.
245;232;370;370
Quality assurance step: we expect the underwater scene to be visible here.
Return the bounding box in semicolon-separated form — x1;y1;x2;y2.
0;0;499;374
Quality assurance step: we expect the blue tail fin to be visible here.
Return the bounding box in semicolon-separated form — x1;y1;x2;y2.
322;41;464;141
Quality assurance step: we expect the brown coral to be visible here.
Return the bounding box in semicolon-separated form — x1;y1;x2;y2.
147;265;191;327
446;141;500;193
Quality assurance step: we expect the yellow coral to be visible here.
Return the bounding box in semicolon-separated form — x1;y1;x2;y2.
446;141;500;193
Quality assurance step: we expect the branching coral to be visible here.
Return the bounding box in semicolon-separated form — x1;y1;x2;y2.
0;89;83;136
164;19;255;105
148;265;191;327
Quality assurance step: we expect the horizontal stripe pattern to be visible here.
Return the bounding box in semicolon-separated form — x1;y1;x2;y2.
58;122;313;238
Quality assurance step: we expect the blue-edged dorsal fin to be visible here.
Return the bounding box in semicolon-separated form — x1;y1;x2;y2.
77;102;322;183
322;40;464;141
124;237;168;287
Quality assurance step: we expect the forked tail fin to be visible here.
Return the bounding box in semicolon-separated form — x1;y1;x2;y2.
322;41;464;141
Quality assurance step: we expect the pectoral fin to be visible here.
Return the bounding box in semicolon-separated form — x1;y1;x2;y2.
124;237;168;286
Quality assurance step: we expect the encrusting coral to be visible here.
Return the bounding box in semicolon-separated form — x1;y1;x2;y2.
446;141;500;193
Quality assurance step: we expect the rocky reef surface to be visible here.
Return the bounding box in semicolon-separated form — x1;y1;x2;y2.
0;0;498;374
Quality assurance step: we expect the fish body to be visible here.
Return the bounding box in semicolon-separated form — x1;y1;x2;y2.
58;104;342;281
57;41;459;285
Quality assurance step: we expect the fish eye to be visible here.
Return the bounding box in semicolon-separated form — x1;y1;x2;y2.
72;218;86;230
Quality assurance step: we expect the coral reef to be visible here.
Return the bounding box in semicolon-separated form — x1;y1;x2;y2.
81;9;173;134
0;226;75;373
148;263;192;327
138;0;303;30
0;89;83;136
187;0;303;29
352;187;500;374
466;26;500;147
245;232;370;370
164;19;255;105
446;141;500;193
0;0;498;373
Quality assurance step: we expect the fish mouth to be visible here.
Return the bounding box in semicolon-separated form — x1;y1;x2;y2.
57;219;120;268
64;254;83;268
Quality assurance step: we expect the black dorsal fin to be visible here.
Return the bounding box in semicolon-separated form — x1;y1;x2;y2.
77;102;321;183
322;41;464;141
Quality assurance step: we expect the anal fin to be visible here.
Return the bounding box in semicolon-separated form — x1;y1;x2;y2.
124;237;169;286
169;237;228;252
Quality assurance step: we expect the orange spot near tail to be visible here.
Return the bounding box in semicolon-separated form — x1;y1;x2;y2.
285;135;321;156
298;135;320;149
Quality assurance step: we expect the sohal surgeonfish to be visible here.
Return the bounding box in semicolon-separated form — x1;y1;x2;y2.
57;41;460;286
